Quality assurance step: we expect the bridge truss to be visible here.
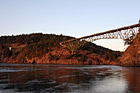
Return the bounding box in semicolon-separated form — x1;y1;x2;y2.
60;22;140;53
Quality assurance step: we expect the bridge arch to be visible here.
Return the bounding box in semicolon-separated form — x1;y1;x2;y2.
60;21;140;54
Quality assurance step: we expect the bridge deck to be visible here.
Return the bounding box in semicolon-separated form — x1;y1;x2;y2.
61;23;140;44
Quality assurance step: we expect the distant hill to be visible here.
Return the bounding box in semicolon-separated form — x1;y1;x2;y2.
0;33;121;65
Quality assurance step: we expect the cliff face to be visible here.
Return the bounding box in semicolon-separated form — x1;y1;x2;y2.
120;31;140;66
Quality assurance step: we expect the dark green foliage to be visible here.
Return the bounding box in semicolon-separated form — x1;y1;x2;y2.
81;42;122;61
0;33;121;63
0;44;4;50
0;33;73;60
48;53;59;62
20;43;50;59
66;53;82;59
81;55;87;62
0;33;73;46
77;55;87;65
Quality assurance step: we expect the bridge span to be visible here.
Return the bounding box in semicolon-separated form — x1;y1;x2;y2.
60;21;140;53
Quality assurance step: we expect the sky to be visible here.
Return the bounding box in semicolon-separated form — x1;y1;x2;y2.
0;0;140;51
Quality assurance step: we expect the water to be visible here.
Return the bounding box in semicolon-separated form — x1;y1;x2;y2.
0;63;139;93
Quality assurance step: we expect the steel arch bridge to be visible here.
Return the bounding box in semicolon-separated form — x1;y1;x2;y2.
60;21;140;53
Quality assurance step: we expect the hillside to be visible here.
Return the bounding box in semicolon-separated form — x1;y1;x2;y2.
0;33;121;65
120;32;140;66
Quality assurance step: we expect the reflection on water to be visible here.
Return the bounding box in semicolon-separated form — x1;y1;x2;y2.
122;68;140;93
0;63;139;93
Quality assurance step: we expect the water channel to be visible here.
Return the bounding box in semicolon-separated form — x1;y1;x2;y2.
0;63;139;93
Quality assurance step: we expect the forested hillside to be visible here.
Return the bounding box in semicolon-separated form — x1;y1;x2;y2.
0;33;121;65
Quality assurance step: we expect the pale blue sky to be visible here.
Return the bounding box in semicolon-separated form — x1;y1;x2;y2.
0;0;140;51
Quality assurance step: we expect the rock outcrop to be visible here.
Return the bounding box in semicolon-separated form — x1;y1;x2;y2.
120;31;140;66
